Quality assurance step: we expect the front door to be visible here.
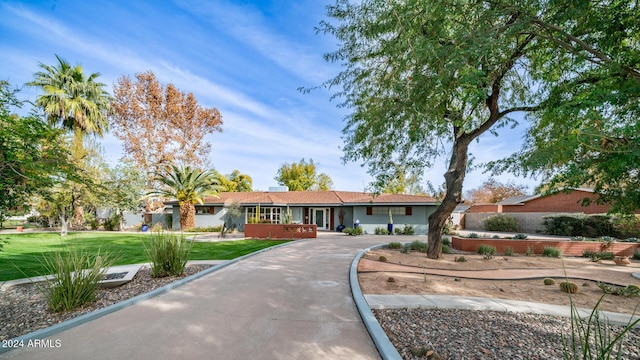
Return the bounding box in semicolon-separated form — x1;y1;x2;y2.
310;208;329;230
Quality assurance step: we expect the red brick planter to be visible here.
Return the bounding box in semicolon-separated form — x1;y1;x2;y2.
244;224;317;239
451;236;640;257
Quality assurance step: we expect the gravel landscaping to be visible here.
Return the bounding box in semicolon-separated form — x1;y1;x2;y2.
374;308;640;359
0;264;211;341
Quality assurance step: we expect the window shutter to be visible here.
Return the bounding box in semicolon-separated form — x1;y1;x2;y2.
209;207;215;214
366;207;372;215
405;207;412;216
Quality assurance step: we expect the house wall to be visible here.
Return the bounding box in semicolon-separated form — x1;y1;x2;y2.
353;205;435;235
504;191;610;213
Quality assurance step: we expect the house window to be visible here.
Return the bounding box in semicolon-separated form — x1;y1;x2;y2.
246;207;281;223
196;206;214;214
369;207;408;216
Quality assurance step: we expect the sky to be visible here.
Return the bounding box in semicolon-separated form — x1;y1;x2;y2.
0;0;540;195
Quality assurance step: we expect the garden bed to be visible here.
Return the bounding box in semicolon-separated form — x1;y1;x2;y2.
244;223;317;239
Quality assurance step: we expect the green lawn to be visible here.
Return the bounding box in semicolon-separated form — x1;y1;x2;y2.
0;232;288;281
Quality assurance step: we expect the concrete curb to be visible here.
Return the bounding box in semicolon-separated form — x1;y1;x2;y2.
0;240;295;355
350;244;402;360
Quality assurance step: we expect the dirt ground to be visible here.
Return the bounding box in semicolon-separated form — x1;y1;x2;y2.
358;248;640;314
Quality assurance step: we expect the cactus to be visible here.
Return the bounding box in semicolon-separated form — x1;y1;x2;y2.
544;278;556;285
560;281;579;294
379;255;387;262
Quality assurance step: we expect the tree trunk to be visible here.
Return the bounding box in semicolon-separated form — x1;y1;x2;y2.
180;202;195;230
73;205;84;229
427;135;471;259
60;214;69;237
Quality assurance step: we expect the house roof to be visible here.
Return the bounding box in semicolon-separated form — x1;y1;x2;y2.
167;191;439;206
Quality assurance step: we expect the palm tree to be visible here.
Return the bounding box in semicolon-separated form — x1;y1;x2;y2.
148;164;223;230
28;54;112;153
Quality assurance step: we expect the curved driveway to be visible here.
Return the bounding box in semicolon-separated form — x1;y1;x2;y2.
5;234;386;360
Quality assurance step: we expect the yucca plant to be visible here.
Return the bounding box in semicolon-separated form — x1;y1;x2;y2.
37;247;112;312
144;231;193;277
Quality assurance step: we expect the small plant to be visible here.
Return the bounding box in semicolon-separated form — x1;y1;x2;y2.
597;282;640;297
37;247;112;312
375;227;389;235
483;214;518;232
103;214;122;231
387;276;395;283
503;247;514;256
543;278;556;285
441;237;451;246
492;235;500;239
343;227;363;236
559;281;579;294
401;244;411;254
623;237;639;243
394;227;403;235
441;244;450;254
183;225;224;232
542;246;562;258
571;236;586;241
477;244;496;256
388;241;402;249
525;246;534;256
594;252;615;261
379;255;387;262
410;347;441;359
467;233;479;238
410;240;428;253
633;248;640;260
514;233;528;239
454;256;467;262
143;231;193;277
402;224;415;235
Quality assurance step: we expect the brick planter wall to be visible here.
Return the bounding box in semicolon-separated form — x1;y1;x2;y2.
451;236;640;257
244;224;317;239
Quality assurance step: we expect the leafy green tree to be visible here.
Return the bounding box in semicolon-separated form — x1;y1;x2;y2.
487;1;640;214
320;1;542;258
0;81;73;226
217;170;253;192
146;164;222;230
104;163;146;229
274;158;333;191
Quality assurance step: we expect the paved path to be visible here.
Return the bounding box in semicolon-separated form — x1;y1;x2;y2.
4;234;384;360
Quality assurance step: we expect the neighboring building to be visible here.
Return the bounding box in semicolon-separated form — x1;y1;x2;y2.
463;188;629;232
166;188;439;235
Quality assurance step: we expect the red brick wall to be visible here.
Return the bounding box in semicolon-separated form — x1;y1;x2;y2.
503;191;610;214
451;236;639;256
467;204;499;213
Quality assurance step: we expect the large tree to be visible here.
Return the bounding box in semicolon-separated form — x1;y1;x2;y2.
146;164;222;230
274;158;334;191
217;170;253;192
465;178;528;204
111;71;223;188
321;0;545;258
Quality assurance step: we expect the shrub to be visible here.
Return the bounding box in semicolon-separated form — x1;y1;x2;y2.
633;248;640;260
492;235;500;239
454;256;466;262
483;214;519;232
467;233;479;238
103;214;121;231
402;225;415;235
442;237;451;246
394;227;403;235
503;247;514;256
477;244;496;259
612;215;640;238
37;247;112;312
343;227;363;236
559;281;579;294
542;246;562;258
441;244;450;254
401;244;411;254
543;278;556;285
183;225;224;233
379;255;387;262
388;241;403;249
144;232;193;277
409;240;428;253
542;215;584;236
598;282;640;297
592;252;615;261
514;233;528;239
375;227;389;235
525;246;534;256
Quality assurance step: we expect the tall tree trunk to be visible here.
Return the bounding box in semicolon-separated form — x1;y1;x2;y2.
427;133;471;259
180;202;195;230
60;214;69;237
73;205;85;228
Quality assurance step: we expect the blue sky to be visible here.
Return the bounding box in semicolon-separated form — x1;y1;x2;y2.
0;0;538;194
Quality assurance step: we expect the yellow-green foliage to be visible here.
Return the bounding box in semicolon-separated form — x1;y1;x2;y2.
543;278;556;285
560;281;579;294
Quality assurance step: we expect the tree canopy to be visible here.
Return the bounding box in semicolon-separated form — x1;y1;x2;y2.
274;158;333;191
465;178;528;204
111;71;223;187
216;170;253;192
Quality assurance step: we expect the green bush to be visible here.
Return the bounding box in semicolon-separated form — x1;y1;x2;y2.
542;246;562;258
633;248;640;260
103;214;121;231
375;227;389;235
542;215;584;236
543;214;636;238
598;282;640;297
343;226;363;236
183;225;224;233
394;227;403;235
477;244;496;256
402;225;415;235
483;214;519;232
543;278;556;285
492;235;500;239
514;233;528;239
454;256;466;262
441;244;450;254
467;233;479;238
442;237;451;246
503;247;514;256
409;240;428;253
144;232;193;277
388;241;403;249
38;247;112;312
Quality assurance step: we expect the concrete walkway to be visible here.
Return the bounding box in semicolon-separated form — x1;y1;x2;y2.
3;234;385;360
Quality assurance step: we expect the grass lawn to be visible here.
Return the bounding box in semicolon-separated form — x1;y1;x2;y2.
0;232;288;281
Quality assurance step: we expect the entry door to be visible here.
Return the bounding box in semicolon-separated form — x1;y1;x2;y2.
311;208;329;230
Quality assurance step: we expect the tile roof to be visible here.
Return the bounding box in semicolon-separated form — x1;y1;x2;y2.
192;191;438;206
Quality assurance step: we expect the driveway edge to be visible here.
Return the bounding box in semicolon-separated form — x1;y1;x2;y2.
350;244;402;360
